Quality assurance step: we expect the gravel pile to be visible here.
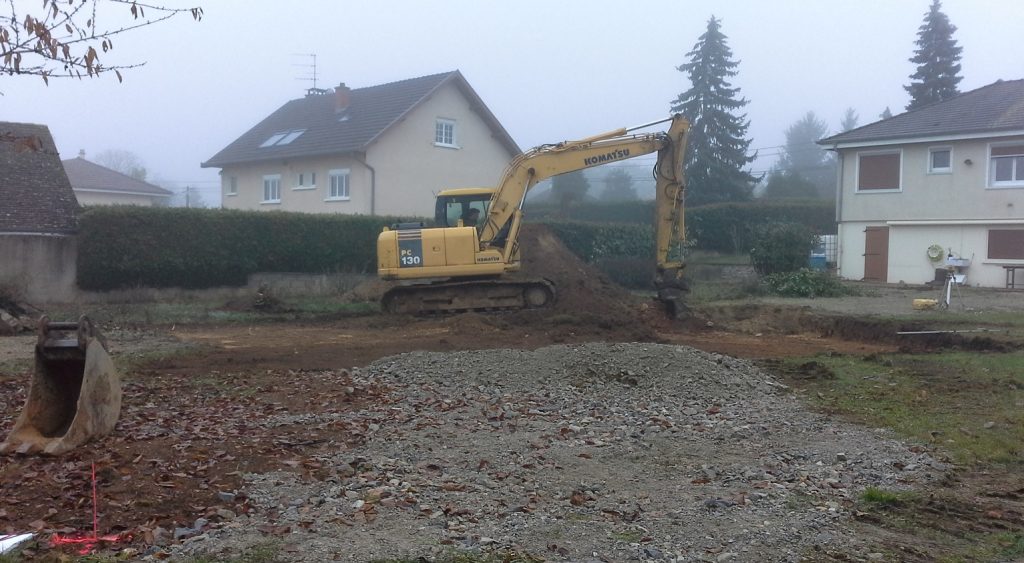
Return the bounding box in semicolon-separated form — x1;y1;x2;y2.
172;343;948;562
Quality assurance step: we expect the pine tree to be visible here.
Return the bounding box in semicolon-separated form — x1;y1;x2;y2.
880;107;894;120
840;108;859;132
551;170;590;215
905;0;963;111
599;167;638;202
776;111;834;199
670;16;756;206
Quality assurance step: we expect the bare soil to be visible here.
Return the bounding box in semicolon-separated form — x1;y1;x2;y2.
0;228;1022;560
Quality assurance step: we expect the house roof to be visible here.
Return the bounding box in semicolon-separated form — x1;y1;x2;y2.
62;156;173;197
0;122;79;234
202;70;520;168
819;79;1024;146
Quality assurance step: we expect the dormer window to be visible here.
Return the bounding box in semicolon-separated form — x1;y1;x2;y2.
259;129;306;148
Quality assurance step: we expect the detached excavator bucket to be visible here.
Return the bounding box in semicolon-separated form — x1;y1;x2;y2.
0;316;121;456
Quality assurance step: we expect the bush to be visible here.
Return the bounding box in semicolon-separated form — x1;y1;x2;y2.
749;222;818;276
762;269;853;298
77;207;415;290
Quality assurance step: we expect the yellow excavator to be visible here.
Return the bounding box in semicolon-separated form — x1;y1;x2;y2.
377;114;690;316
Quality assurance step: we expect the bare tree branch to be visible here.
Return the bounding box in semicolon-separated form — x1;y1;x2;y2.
0;0;202;83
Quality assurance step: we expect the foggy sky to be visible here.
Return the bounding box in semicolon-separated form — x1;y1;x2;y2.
2;0;1022;205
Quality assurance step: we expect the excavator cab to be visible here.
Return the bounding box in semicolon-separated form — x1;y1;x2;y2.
434;188;494;228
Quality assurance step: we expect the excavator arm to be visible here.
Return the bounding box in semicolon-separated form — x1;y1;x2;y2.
479;115;689;276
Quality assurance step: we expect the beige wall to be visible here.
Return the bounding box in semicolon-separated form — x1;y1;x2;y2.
221;154;371;214
838;220;1024;287
366;82;517;216
837;137;1024;222
219;81;516;217
75;191;165;207
0;234;77;302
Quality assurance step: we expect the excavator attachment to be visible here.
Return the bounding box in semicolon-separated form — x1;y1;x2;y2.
0;316;121;455
655;266;689;319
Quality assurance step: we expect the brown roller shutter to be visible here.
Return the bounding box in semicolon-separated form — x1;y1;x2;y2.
988;230;1024;259
858;153;900;190
991;144;1024;157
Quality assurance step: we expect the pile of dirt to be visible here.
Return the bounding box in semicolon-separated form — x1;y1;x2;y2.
171;343;947;562
505;224;658;338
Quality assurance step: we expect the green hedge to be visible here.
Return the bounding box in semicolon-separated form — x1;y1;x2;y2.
77;207;412;290
528;199;835;254
541;221;654;262
687;200;835;253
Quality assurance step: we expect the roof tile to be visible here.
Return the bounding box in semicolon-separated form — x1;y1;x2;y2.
0;122;79;234
203;71;519;168
820;79;1024;145
62;157;173;197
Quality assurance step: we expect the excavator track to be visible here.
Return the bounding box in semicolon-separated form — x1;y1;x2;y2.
382;278;555;315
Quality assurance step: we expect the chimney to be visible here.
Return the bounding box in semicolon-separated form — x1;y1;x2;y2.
335;82;350;112
78;149;86;158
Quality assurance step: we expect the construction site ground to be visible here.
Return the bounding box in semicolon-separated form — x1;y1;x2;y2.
1;228;1022;561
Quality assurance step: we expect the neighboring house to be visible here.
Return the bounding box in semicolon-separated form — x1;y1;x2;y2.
818;79;1024;288
202;70;520;217
0;122;79;301
62;153;173;206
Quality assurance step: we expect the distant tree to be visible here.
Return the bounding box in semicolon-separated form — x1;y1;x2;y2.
670;16;756;206
840;108;859;132
551;170;590;215
598;167;638;202
762;169;820;200
879;107;894;120
0;0;202;83
776;111;834;199
905;0;963;111
169;185;207;208
93;148;147;180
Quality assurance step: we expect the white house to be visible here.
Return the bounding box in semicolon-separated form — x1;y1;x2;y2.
63;154;172;206
202;71;520;217
818;79;1024;288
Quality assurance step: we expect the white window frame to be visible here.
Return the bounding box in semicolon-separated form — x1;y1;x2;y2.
326;168;350;201
226;176;238;196
293;171;316;191
927;146;953;174
262;174;281;204
854;149;903;193
260;129;306;148
987;141;1024;189
434;118;458;148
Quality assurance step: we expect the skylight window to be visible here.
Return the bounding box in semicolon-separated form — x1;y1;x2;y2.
259;129;306;148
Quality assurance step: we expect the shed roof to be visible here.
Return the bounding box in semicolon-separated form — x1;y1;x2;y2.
0;122;78;234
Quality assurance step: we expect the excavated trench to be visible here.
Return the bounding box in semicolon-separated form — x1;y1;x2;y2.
696;302;1016;353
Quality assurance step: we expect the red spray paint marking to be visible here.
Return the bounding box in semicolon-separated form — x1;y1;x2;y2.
51;462;126;555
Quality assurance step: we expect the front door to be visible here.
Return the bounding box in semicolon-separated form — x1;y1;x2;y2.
863;226;889;282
